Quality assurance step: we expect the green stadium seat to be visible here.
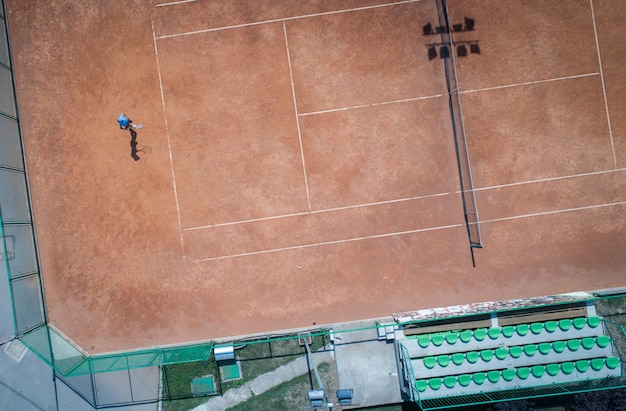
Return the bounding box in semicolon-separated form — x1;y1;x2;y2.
561;362;575;374
460;330;473;343
576;360;590;373
582;337;595;350
559;319;572;331
573;317;587;330
416;380;428;392
544;321;558;333
587;316;601;328
429;378;442;390
538;342;551;355
532;365;545;378
452;353;465;366
473;372;486;385
591;358;605;371
517;367;530;380
487;370;500;383
424;357;437;369
444;376;457;389
502;369;516;381
567;339;581;352
606;357;620;370
502;326;515;338
488;328;501;340
466;351;479;364
596;335;611;348
458;374;472;387
431;334;445;346
474;328;487;341
524;344;537;357
446;333;458;345
481;350;493;362
552;341;566;353
530;322;543;335
509;346;523;358
437;355;450;367
547;363;560;376
418;336;430;348
516;324;529;336
495;347;508;360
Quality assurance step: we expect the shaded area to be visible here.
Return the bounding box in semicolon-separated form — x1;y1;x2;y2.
130;128;140;161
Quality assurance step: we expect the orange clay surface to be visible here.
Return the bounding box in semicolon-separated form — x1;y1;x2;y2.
5;0;626;353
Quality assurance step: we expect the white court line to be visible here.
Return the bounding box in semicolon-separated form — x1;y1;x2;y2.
194;200;626;262
157;0;421;39
481;201;626;225
152;19;185;255
589;0;617;169
183;165;626;229
459;72;599;95
283;22;311;211
474;167;626;192
192;223;465;262
183;164;626;232
155;0;196;7
298;94;447;117
184;191;456;230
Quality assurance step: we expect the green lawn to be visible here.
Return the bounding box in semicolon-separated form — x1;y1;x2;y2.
227;362;335;411
162;333;329;411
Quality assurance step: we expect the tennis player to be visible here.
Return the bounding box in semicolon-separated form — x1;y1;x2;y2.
118;113;132;130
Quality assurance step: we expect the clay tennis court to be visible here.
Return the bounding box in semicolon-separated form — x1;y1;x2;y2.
5;0;626;353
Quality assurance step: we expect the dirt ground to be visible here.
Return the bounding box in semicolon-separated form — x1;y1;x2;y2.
5;0;626;353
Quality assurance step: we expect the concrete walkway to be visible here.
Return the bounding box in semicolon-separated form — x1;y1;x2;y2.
191;350;334;411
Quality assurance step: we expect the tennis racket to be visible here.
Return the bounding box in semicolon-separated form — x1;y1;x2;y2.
138;146;152;154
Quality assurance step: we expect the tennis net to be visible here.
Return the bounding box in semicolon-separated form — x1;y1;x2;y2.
435;0;483;263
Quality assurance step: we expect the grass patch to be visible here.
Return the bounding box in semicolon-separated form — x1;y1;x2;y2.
227;361;336;411
162;360;219;411
163;396;209;411
221;335;327;391
162;334;330;410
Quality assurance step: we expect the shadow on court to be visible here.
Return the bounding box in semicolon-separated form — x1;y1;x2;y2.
130;128;140;161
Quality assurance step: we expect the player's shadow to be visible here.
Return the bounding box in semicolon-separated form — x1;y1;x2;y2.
130;129;140;161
